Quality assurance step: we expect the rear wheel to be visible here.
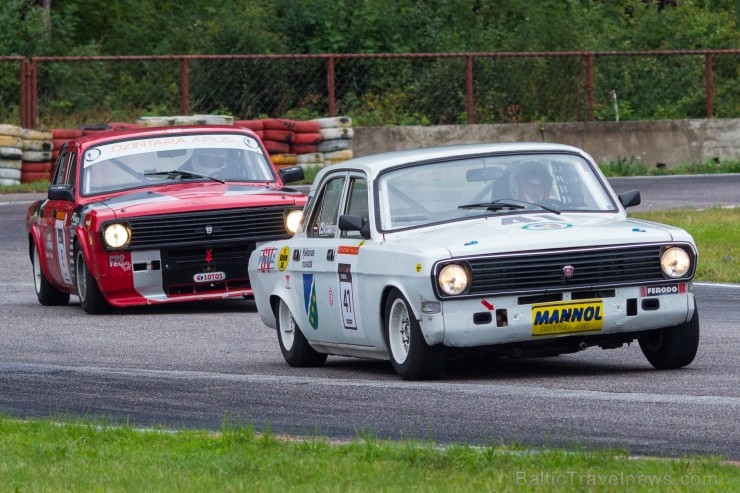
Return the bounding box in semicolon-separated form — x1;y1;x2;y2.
639;303;699;369
276;298;327;367
32;241;70;306
384;289;447;380
75;246;113;315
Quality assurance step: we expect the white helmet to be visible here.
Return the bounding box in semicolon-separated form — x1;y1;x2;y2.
192;148;228;175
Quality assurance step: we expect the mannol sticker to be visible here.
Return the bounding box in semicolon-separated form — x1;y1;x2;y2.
531;300;604;336
194;271;226;283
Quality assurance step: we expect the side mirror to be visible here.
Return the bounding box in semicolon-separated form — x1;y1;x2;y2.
338;214;371;240
618;190;641;208
48;184;74;202
278;165;305;184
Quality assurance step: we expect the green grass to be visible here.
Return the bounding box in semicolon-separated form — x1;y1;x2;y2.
1;417;737;492
599;158;740;177
630;208;740;284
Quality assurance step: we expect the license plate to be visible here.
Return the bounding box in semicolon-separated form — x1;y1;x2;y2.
531;299;604;336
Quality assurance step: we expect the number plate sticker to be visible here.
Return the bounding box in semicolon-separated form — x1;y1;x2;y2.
194;271;226;283
531;300;604;336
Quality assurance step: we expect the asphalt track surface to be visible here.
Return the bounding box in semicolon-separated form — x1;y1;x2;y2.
1;175;738;460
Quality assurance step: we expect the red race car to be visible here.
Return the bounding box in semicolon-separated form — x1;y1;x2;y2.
26;125;307;314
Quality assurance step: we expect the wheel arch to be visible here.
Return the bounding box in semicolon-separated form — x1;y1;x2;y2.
379;284;421;339
28;228;56;286
72;227;104;282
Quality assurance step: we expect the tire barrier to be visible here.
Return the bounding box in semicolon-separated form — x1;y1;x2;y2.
0;114;355;188
0;124;23;185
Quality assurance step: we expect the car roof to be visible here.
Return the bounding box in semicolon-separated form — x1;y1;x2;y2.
315;142;593;182
71;125;257;146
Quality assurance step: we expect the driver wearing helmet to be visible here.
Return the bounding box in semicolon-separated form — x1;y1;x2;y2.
191;148;228;176
509;161;552;203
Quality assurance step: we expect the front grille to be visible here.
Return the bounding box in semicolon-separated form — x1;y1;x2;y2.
124;206;294;249
437;244;693;298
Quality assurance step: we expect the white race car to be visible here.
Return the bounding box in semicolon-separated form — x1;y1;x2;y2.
248;143;699;380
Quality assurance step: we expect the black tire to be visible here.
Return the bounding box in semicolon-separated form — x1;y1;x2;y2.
32;241;70;306
75;246;114;315
639;303;700;369
275;298;327;367
383;289;447;380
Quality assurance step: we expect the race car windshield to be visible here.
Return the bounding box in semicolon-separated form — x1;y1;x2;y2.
376;153;617;231
80;133;275;195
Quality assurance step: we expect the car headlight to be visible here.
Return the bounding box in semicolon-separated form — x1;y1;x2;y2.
438;263;469;295
285;209;303;235
103;223;131;249
660;247;691;278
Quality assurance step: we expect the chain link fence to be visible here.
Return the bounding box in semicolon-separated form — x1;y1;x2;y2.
1;50;737;129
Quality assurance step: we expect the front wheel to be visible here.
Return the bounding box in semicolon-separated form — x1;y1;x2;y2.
639;303;699;369
384;289;447;380
276;298;327;367
32;241;70;306
75;246;113;315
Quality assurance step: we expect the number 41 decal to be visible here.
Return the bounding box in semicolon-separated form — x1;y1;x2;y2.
338;263;357;330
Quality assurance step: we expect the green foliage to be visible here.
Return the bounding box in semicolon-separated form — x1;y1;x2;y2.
0;0;737;125
599;157;740;176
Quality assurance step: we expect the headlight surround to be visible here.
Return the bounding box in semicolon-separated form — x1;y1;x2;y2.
103;223;131;249
285;209;303;235
438;263;469;296
660;246;691;278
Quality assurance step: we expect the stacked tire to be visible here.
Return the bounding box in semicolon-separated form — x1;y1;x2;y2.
235;119;264;140
314;116;354;164
21;128;54;184
51;127;83;166
0;124;23;186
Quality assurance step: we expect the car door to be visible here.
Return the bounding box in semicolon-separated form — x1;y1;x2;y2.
39;149;78;288
330;174;371;345
290;173;347;344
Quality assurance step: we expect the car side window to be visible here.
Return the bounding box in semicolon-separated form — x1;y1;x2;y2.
52;150;76;186
342;177;369;239
307;176;346;238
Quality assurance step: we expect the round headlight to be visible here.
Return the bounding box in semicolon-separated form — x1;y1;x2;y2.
438;263;469;296
660;247;691;278
285;209;303;235
103;223;130;249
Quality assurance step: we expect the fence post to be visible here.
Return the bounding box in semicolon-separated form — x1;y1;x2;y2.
466;55;475;124
20;60;28;128
20;59;39;129
180;58;190;115
704;54;713;118
327;57;336;117
585;53;594;121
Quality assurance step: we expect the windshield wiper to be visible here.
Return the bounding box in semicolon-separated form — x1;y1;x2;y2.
458;200;526;211
458;198;561;214
144;170;225;184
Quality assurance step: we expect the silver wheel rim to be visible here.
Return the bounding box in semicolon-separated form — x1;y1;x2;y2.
388;298;410;364
75;251;87;302
278;300;296;350
33;247;42;294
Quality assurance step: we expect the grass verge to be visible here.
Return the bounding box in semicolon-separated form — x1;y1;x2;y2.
629;208;739;283
1;417;737;492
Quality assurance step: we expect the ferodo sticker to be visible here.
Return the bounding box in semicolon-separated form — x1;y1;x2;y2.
641;283;685;297
532;300;604;336
194;272;226;283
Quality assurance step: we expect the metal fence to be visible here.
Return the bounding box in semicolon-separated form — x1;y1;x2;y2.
1;50;737;129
